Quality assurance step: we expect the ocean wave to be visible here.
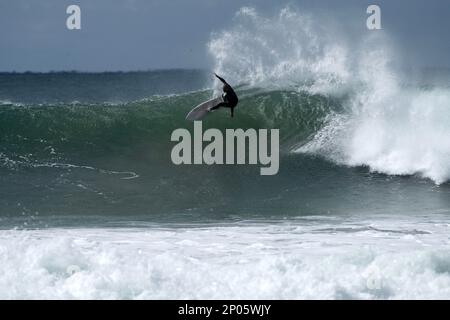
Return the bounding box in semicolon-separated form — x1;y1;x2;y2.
0;89;333;159
209;6;450;184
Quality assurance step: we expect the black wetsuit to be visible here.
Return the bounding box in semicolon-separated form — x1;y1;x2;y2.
210;74;238;117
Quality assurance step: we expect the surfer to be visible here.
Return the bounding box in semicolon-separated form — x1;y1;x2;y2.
209;73;239;118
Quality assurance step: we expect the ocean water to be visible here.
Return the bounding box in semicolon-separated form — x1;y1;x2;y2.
1;7;450;299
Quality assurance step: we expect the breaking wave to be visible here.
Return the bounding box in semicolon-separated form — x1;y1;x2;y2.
209;6;450;184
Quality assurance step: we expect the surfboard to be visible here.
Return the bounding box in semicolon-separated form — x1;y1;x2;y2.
186;96;223;121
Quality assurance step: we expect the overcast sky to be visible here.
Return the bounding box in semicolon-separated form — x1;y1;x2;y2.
1;0;449;72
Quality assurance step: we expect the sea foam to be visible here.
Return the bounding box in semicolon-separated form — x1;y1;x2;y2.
1;218;450;299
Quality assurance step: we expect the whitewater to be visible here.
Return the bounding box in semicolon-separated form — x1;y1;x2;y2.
2;215;450;299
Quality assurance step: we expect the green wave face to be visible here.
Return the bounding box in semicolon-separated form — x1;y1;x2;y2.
0;89;350;220
0;89;335;161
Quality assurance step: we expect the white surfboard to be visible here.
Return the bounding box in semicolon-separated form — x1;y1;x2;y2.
186;96;223;121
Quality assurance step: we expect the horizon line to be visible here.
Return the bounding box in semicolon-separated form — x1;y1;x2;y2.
0;68;209;75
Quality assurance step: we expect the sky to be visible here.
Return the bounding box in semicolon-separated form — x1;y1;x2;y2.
1;0;449;72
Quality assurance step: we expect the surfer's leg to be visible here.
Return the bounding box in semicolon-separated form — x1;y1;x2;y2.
209;102;228;111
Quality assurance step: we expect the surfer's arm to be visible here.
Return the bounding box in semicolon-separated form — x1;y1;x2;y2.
214;73;228;85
